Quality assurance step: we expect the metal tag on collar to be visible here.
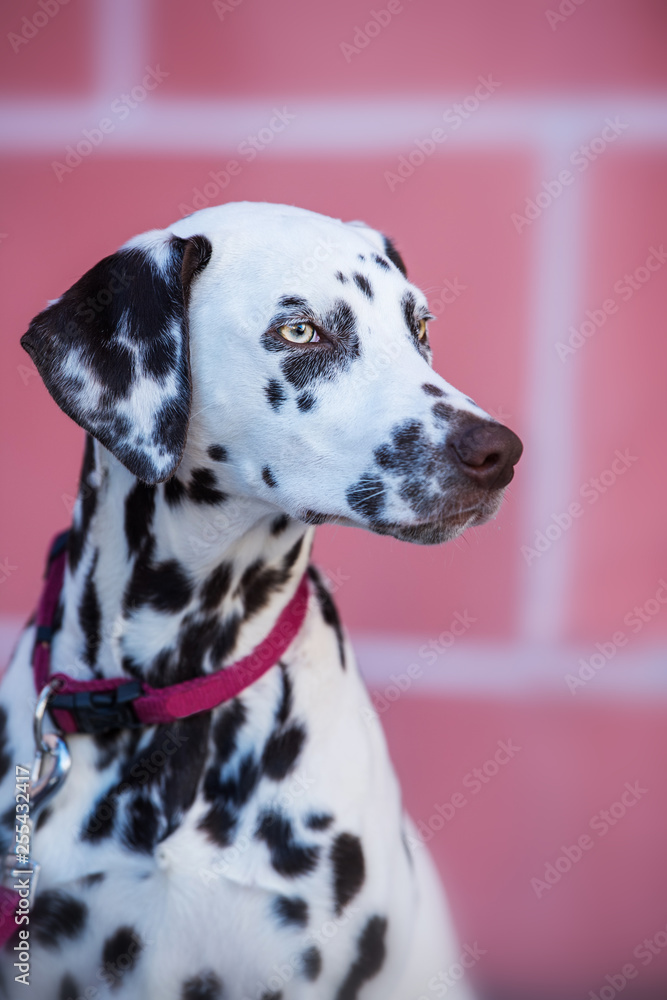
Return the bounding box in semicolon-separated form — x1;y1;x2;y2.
31;680;71;814
0;683;72;913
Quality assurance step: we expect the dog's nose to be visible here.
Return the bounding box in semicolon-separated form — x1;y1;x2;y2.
447;419;523;490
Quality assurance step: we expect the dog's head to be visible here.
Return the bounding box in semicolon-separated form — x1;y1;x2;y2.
22;202;522;545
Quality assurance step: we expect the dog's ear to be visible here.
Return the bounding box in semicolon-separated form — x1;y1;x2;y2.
345;220;408;277
21;231;212;485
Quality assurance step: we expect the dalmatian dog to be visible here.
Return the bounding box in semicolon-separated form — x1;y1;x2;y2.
0;202;522;1000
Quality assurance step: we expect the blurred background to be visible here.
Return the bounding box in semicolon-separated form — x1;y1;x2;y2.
1;1;666;997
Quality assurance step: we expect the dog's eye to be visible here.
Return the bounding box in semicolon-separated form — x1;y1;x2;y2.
279;322;319;344
417;319;428;340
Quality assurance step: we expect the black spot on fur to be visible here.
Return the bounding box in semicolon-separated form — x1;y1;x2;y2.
276;666;293;727
198;799;237;847
188;467;227;505
204;752;259;810
353;273;373;299
256;810;320;877
271;514;290;535
262;723;306;780
22;238;211;485
262;466;278;488
32;890;88;949
372;419;449;522
334;916;388;1000
432;401;455;421
81;791;118;842
124;555;193;614
301;510;330;525
346;473;386;520
265;379;287;410
357;254;365;261
279;295;308;309
305;812;334;832
373;254;390;270
402;291;418;335
335;271;348;283
80;871;106;887
283;536;304;570
124;481;156;555
164;475;187;506
273;895;309;928
383;236;407;276
262;300;359;391
199;751;260;847
200;561;233;612
207;444;228;462
237;541;302;618
35;805;52;831
67;435;98;572
198;703;251;847
307;567;345;668
211;699;247;767
85;718;209;848
101;926;142;986
302;945;323;981
423;382;445;397
79;551;101;667
146;610;242;686
181;970;223;1000
331;833;365;915
122;795;159;854
59;974;81;1000
0;708;11;784
296;391;315;412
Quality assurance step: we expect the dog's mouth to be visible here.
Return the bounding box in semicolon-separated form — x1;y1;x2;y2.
295;489;505;545
367;492;505;545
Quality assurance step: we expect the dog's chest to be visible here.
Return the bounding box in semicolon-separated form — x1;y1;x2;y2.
8;605;414;998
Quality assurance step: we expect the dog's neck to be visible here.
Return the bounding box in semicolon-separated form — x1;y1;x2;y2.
52;435;313;688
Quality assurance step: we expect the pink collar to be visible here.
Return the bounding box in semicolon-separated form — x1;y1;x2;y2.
33;532;309;734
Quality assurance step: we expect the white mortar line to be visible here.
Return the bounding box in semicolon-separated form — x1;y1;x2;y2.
1;97;666;152
516;143;588;643
93;0;149;98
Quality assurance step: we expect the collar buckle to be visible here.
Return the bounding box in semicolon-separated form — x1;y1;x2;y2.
50;680;143;734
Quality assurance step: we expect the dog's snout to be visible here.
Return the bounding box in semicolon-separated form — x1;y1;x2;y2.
447;419;523;490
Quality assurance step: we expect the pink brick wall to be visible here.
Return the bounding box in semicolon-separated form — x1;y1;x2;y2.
1;1;665;995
